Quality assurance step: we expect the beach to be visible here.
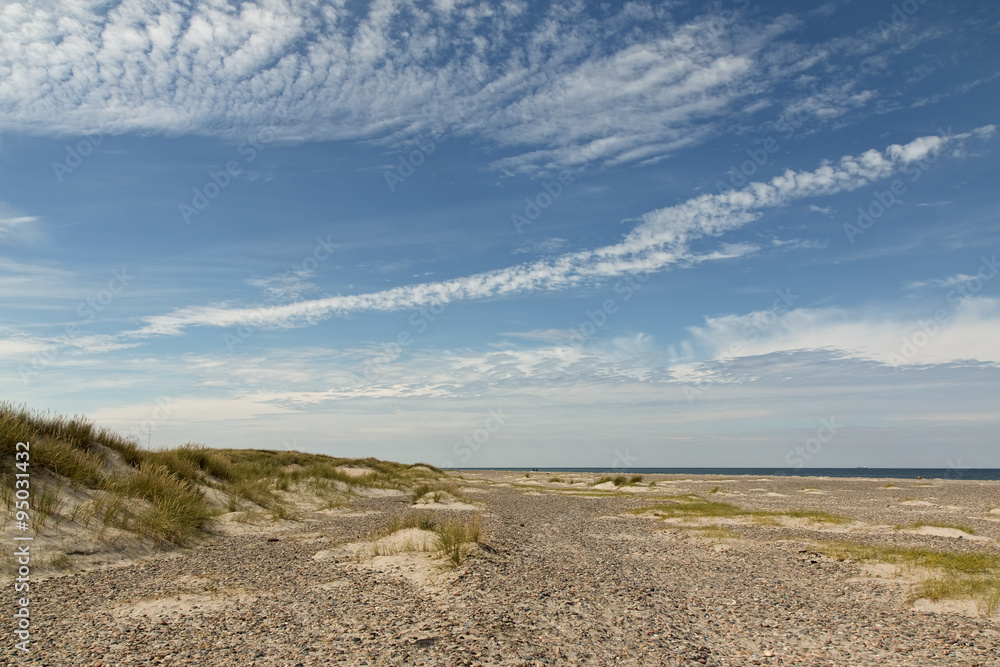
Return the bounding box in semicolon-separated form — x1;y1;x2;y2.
8;471;1000;666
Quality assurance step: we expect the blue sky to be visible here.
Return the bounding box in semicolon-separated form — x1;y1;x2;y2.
1;0;998;469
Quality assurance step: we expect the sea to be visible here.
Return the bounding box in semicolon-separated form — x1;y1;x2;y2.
470;468;1000;481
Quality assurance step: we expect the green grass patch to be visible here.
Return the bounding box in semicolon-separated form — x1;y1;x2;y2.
631;495;849;524
592;474;644;487
372;513;439;538
690;526;740;539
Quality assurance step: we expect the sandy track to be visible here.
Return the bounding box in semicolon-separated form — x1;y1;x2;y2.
7;474;1000;666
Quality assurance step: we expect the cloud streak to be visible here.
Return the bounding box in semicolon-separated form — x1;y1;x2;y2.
133;129;992;337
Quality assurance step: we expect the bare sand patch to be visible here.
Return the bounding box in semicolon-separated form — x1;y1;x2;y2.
206;513;300;536
411;500;479;510
358;553;454;589
335;466;374;477
313;528;459;590
902;526;989;541
313;527;437;562
352;487;407;498
591;481;616;490
114;590;255;621
912;598;995;618
899;500;935;506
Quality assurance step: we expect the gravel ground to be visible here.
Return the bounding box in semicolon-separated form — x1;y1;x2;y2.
6;473;1000;666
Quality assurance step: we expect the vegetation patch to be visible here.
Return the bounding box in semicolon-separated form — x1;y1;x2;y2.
434;512;483;566
631;495;849;524
410;482;465;504
592;474;644;487
1;403;445;548
816;541;1000;615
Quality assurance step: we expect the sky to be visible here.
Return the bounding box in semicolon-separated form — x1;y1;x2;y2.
1;0;998;470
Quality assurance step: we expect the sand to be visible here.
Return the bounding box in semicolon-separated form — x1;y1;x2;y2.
6;471;1000;666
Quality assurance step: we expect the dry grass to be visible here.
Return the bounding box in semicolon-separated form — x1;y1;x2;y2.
1;403;445;546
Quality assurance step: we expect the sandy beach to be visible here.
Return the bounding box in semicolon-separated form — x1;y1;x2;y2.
6;470;1000;666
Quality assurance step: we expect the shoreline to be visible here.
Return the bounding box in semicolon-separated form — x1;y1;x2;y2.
454;468;1000;481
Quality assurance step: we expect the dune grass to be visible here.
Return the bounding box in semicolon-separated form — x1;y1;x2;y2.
817;541;1000;615
1;403;444;546
593;474;644;487
435;512;483;566
409;481;464;504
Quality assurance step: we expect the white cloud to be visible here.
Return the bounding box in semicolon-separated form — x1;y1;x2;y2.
684;296;1000;368
0;1;956;175
906;272;992;290
512;237;568;255
771;238;827;250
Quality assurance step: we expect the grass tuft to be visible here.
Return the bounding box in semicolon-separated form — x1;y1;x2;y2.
435;512;483;566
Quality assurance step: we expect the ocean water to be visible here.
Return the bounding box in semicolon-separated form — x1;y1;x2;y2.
471;468;1000;481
